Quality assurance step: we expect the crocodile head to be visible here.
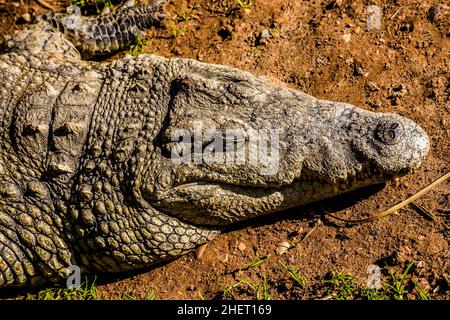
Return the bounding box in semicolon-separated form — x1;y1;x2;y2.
143;62;430;226
0;5;431;289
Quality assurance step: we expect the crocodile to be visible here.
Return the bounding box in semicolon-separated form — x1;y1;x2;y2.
0;1;429;290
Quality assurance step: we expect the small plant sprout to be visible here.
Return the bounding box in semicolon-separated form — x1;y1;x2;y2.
323;272;357;300
237;0;253;9
385;262;415;300
279;260;306;289
129;34;150;56
168;20;188;38
70;0;115;13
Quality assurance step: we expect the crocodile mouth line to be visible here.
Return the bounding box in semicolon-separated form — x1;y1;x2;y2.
147;164;393;227
152;163;393;202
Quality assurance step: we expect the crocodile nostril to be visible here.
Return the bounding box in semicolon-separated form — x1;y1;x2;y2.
375;119;404;145
388;129;396;140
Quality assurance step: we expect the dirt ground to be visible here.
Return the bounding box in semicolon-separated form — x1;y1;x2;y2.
0;0;448;300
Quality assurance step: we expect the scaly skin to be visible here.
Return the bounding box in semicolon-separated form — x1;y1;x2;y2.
0;2;429;290
38;0;166;58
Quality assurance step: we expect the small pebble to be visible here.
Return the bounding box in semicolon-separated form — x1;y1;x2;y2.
101;7;111;15
187;284;196;291
219;253;229;263
394;245;412;263
353;62;364;77
345;57;354;65
195;243;208;259
21;13;31;23
237;242;246;252
415;278;431;293
276;241;291;256
366;82;380;92
407;293;416;300
172;47;182;56
428;4;444;22
342;33;351;43
260;29;271;39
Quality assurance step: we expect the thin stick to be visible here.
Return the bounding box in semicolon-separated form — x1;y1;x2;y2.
410;201;435;220
389;8;402;20
326;171;450;224
318;294;334;300
299;223;319;244
36;0;56;11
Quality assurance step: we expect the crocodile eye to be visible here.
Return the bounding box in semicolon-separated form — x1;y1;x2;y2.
228;81;261;99
375;120;404;145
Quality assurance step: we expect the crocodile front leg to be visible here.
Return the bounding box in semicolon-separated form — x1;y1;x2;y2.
2;0;166;61
39;0;166;58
